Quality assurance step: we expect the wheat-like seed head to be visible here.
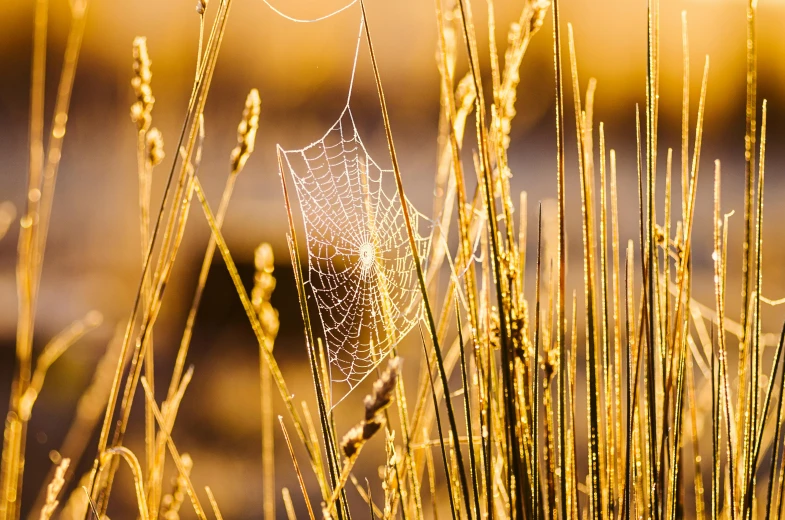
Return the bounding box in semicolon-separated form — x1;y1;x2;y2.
339;357;400;459
365;356;401;420
340;415;386;459
340;424;365;459
130;37;154;133
161;453;193;520
255;242;274;274
252;243;279;340
39;458;69;520
230;88;261;174
530;0;551;33
146;127;165;166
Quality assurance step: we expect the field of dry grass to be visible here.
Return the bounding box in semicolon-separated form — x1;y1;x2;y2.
2;0;785;518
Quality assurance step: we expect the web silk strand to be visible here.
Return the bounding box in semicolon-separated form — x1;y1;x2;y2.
260;0;358;23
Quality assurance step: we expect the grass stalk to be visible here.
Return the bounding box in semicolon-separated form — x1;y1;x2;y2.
420;329;458;520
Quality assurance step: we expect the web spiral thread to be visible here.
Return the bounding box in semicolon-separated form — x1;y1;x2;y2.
280;107;434;388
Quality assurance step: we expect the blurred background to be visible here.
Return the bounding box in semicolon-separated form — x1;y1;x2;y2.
1;0;784;517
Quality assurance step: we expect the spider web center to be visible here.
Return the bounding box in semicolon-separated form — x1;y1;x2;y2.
280;107;436;390
358;241;375;274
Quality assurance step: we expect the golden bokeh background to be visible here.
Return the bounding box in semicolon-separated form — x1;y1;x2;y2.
1;0;784;517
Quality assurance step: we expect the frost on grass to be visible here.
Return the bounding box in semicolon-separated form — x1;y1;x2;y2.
279;107;433;389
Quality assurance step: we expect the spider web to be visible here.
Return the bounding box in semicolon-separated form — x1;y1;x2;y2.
280;106;434;389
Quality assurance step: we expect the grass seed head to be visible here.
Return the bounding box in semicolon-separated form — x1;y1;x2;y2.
340;414;386;459
130;37;154;132
254;242;275;274
340;357;400;459
340;424;365;459
361;416;384;440
530;0;551;34
161;453;193;520
230;88;261;174
364;356;401;421
39;458;70;520
252;243;279;340
145;127;165;166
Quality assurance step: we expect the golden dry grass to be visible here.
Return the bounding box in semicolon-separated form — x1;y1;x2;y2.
1;0;783;518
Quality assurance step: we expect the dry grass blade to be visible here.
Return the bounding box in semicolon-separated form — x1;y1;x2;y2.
453;0;527;510
1;1;89;516
349;474;383;519
252;241;279;520
326;358;401;517
623;241;635;519
741;99;767;516
667;318;688;520
205;487;224;520
88;3;233;511
192;176;319;474
419;327;457;520
765;323;785;520
19;311;102;421
532;203;544;516
279;417;316;520
567;24;602;518
100;447;148;520
139;377;207;520
456;303;481;518
418;317;472;514
550;0;569;517
361;0;476;515
283;488;298;520
168;88;260;403
276;146;344;514
741;0;758;349
644;3;660;512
